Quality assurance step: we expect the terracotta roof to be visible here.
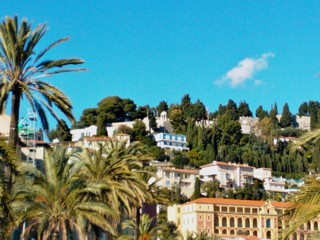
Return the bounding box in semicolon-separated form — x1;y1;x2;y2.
271;201;293;208
184;198;293;208
185;198;265;206
84;136;110;141
161;167;199;174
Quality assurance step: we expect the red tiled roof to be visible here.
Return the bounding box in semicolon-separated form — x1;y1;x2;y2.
184;197;292;208
271;201;293;208
84;136;110;141
185;198;265;206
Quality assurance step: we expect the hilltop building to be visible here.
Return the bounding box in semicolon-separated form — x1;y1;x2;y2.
239;116;261;136
153;132;189;151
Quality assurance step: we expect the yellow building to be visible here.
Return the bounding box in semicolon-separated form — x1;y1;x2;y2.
168;198;319;240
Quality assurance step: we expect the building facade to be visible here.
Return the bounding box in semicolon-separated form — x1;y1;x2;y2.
200;161;296;196
168;198;319;240
153;132;189;151
156;167;199;198
200;161;255;188
70;125;98;142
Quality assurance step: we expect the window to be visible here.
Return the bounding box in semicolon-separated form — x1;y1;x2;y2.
166;181;170;187
266;218;271;228
221;207;227;212
175;135;178;140
169;135;172;140
237;207;243;213
207;215;211;221
181;136;185;141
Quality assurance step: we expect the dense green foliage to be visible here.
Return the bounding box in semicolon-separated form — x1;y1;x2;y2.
74;96;153;135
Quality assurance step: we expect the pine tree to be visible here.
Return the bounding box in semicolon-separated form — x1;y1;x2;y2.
238;101;252;117
280;103;293;128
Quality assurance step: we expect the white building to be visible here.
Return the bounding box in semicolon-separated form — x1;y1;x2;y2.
0;114;10;137
200;161;297;195
79;134;130;151
153;133;189;151
106;117;151;136
239;116;261;136
200;161;254;188
295;115;311;131
70;125;97;141
156;167;199;198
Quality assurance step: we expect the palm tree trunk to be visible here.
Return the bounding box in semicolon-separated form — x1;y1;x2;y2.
9;89;21;149
134;206;141;240
7;89;21;192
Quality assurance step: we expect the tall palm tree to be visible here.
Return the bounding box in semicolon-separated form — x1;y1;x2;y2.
0;16;85;148
13;146;116;240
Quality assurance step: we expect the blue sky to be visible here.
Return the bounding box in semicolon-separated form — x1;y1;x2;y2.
1;1;320;128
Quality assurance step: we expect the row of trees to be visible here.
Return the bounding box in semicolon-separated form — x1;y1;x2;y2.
0;139;173;239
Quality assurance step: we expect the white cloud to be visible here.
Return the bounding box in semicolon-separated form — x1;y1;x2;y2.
215;52;274;88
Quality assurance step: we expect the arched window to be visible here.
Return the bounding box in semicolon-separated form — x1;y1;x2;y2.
266;218;271;228
230;217;235;227
315;221;319;231
307;221;311;230
222;229;227;235
245;218;250;228
292;232;297;240
214;216;219;227
253;218;258;228
253;230;258;237
238;218;243;227
230;230;235;235
266;231;271;239
222;217;227;227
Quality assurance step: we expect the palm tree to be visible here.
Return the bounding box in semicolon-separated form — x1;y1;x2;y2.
279;176;320;239
278;130;320;239
80;139;152;216
0;16;85;149
79;139;153;239
13;146;116;240
0;140;18;239
121;214;159;240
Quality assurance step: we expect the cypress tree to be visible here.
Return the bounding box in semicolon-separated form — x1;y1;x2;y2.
192;177;201;200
